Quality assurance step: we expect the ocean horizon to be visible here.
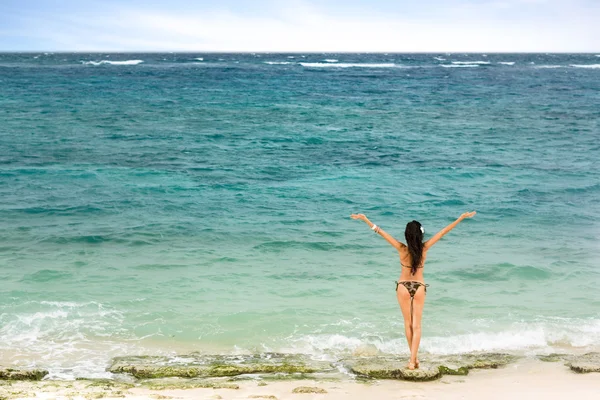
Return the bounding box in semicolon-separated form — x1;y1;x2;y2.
1;52;599;379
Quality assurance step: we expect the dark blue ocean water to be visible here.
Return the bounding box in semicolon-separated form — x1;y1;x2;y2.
0;53;599;378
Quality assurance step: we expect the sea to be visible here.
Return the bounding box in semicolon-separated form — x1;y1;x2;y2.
0;52;599;379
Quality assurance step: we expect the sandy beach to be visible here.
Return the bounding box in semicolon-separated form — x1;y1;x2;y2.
2;359;599;400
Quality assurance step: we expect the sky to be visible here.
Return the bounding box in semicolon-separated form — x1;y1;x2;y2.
1;0;598;52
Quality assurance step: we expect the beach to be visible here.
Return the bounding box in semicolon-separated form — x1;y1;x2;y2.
2;358;600;399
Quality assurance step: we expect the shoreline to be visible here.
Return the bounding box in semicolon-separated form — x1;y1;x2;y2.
1;358;600;400
3;353;600;399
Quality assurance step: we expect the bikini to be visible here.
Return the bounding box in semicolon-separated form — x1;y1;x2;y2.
395;264;429;326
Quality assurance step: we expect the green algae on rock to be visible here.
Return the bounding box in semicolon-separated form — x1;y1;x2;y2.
437;365;469;376
0;368;49;381
344;353;518;382
344;357;442;381
139;378;240;390
109;353;333;380
537;354;571;363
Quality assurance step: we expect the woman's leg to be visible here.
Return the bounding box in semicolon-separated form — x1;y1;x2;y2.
396;285;414;358
409;287;426;368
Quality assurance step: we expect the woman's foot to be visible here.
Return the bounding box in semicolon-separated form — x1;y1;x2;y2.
407;361;416;370
415;360;420;369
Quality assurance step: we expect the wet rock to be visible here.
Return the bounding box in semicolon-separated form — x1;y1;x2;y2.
438;365;469;376
140;378;240;390
345;357;442;381
537;354;571;363
566;352;600;373
0;368;49;381
438;353;518;370
109;353;332;379
343;353;518;381
292;386;328;394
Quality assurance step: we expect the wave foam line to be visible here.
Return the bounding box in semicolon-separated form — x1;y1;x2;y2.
570;64;600;69
534;65;564;69
434;57;446;61
281;319;600;357
498;62;515;65
82;60;143;66
323;59;338;63
441;64;479;68
300;63;397;68
451;61;490;65
194;57;203;61
264;61;292;65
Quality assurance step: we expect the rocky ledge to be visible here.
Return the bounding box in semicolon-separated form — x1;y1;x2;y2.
109;353;334;380
343;353;518;382
107;352;519;383
537;352;600;373
0;368;48;381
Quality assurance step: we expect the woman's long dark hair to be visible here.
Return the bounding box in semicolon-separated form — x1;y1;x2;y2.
405;220;424;275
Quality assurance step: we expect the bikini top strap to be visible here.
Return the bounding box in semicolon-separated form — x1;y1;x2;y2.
402;264;423;269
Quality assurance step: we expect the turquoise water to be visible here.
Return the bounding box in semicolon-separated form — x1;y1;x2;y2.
1;53;599;378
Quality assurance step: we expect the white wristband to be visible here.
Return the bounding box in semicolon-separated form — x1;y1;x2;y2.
371;224;378;232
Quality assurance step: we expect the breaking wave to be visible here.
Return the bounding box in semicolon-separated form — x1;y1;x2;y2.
82;60;143;66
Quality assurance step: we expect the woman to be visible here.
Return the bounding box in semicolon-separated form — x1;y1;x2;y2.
350;211;476;369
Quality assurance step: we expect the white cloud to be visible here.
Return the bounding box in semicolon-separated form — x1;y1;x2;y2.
5;0;600;52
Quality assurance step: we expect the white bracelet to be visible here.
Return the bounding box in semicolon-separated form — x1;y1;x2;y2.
371;224;378;232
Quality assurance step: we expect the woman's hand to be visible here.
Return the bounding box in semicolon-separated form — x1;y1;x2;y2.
350;213;367;221
460;211;477;219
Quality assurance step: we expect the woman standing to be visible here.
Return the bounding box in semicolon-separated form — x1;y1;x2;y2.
350;211;476;369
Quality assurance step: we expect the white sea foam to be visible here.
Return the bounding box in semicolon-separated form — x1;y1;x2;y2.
570;64;600;69
323;59;338;63
264;61;292;65
434;57;446;61
534;65;564;69
451;61;490;65
3;307;600;379
0;301;133;379
287;56;295;58
441;64;480;68
281;319;600;357
498;62;515;65
82;60;143;66
300;62;397;68
195;57;203;61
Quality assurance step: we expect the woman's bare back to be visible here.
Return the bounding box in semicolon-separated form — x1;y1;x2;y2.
398;244;427;282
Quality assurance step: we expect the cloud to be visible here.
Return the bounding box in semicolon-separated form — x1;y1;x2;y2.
2;0;599;51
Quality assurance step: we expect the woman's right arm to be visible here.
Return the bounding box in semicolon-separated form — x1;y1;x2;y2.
423;211;476;251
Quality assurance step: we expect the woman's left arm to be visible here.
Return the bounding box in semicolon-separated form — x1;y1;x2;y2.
350;214;403;250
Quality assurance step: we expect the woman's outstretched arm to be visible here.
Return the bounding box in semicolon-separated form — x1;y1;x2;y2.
350;213;403;250
423;211;476;251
